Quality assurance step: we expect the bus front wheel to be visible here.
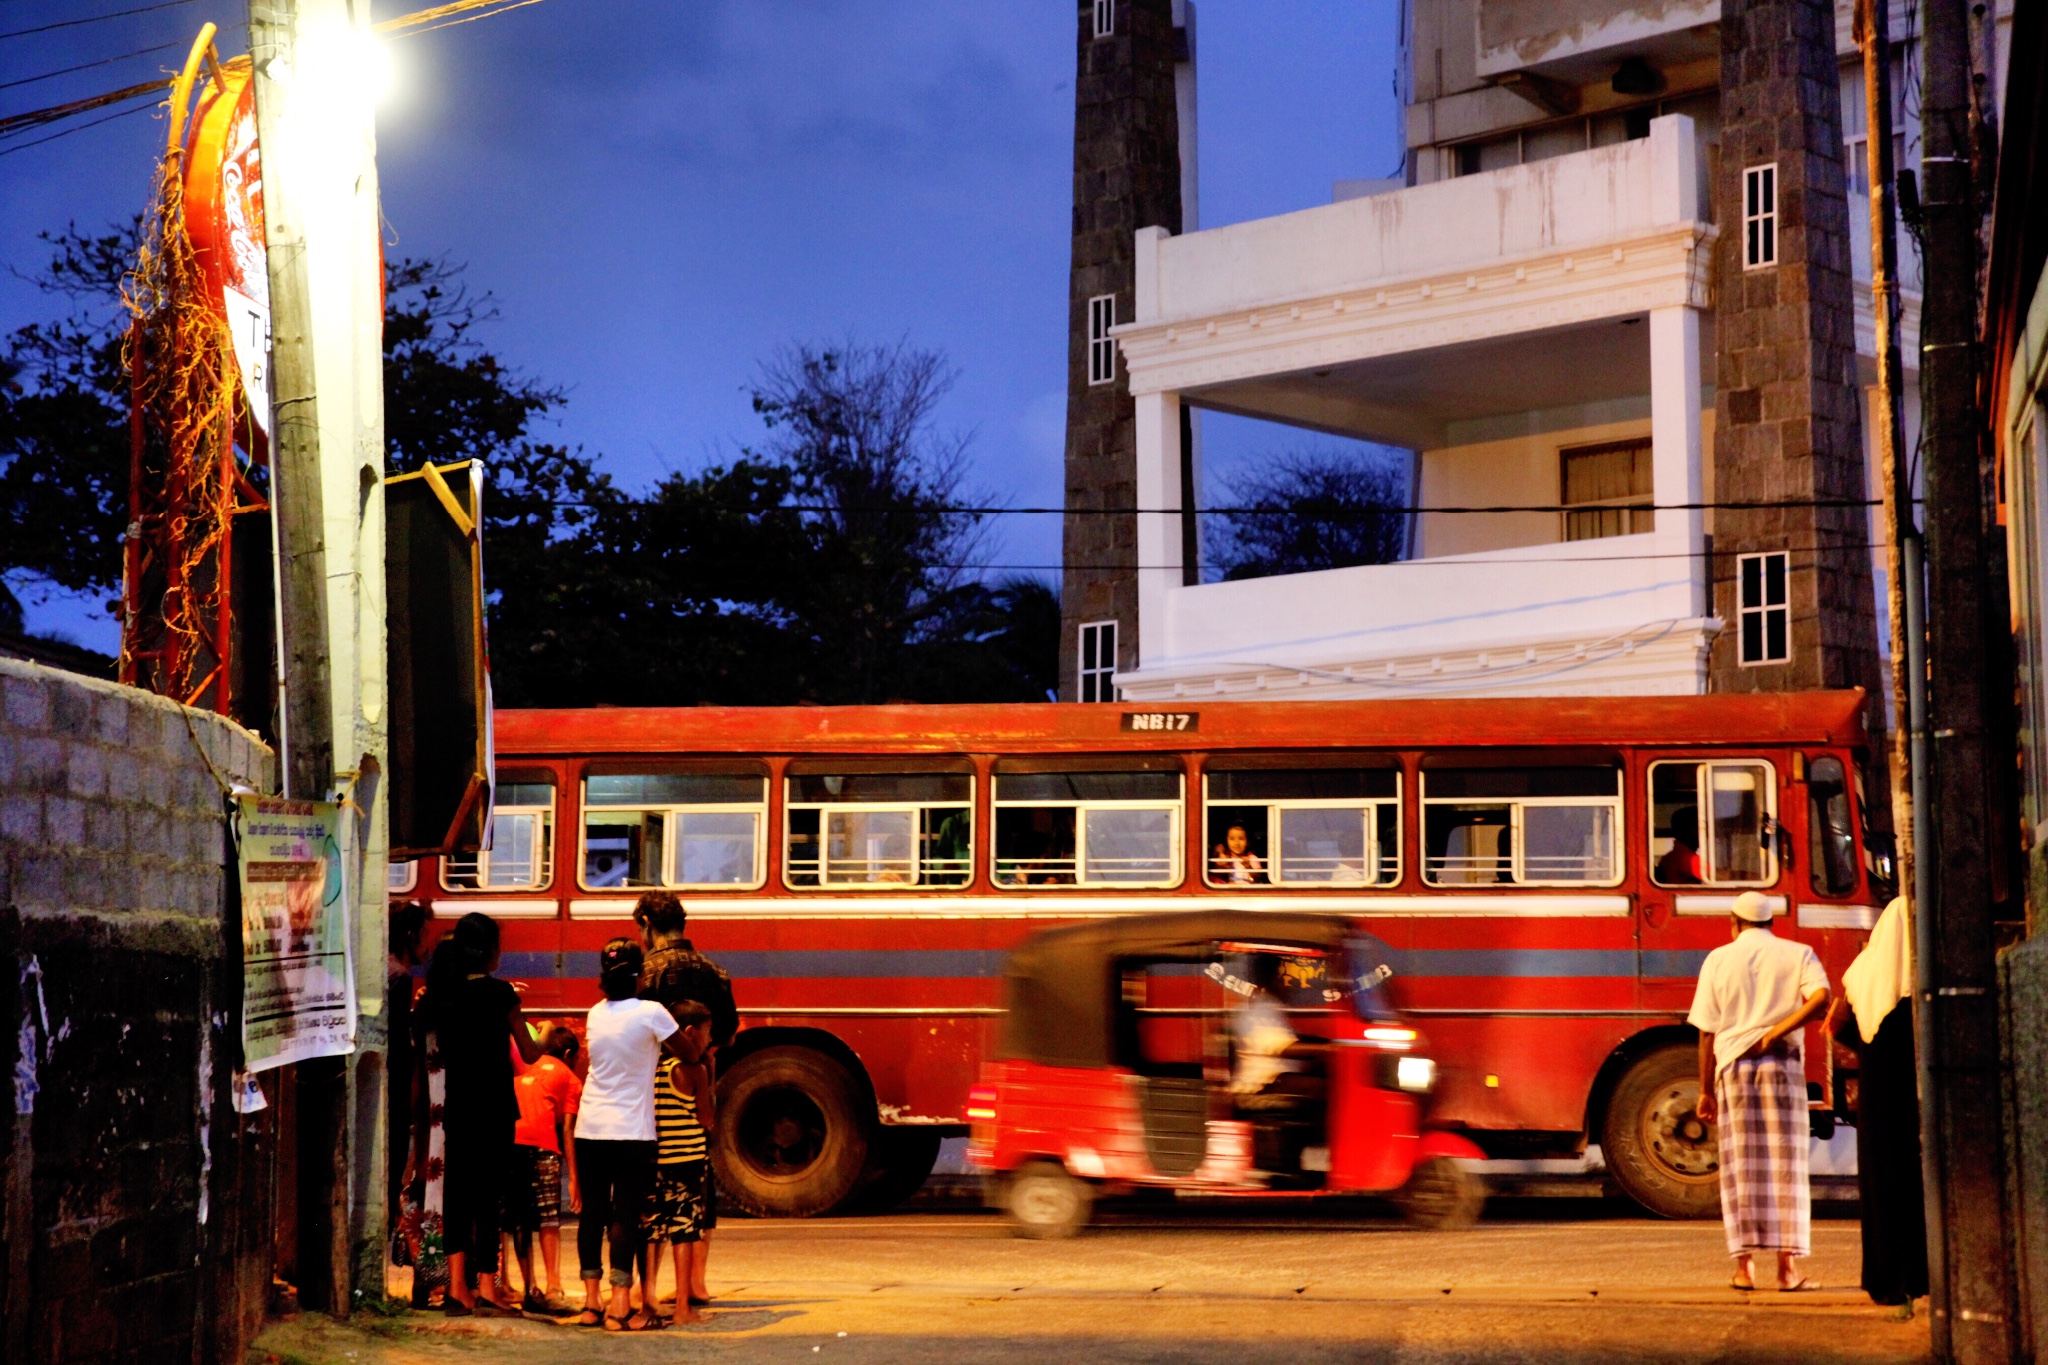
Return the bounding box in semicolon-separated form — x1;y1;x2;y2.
713;1046;870;1218
1602;1043;1722;1220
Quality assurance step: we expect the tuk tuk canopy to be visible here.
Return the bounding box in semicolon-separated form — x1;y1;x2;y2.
996;910;1364;1070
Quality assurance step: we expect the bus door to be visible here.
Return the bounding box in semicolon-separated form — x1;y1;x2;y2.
1638;756;1782;1015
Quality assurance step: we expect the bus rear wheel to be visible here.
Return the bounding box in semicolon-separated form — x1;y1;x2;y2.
1602;1043;1722;1220
713;1046;870;1218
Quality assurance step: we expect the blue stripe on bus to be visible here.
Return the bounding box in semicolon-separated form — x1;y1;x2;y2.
1640;949;1711;978
1385;949;1638;978
498;947;1712;982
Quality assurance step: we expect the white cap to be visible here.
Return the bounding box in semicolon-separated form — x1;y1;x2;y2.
1732;891;1775;923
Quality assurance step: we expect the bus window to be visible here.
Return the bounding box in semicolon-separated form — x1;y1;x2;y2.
387;859;418;894
994;770;1182;887
1805;755;1857;896
1648;760;1776;886
1203;769;1399;886
784;772;972;888
582;771;766;890
1422;766;1622;886
445;779;555;890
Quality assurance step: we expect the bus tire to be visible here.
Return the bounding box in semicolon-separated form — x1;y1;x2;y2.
851;1126;945;1213
1004;1160;1091;1239
1602;1043;1722;1220
1392;1156;1485;1230
713;1046;870;1218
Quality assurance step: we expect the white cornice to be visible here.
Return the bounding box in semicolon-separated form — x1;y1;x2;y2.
1116;617;1721;702
1112;222;1717;397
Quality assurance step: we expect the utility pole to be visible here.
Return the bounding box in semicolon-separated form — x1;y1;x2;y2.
247;0;349;1320
1914;0;2018;1358
1854;0;1926;920
248;0;392;1318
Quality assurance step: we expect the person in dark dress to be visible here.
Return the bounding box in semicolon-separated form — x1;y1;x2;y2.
387;901;429;1234
418;911;542;1314
1825;896;1929;1308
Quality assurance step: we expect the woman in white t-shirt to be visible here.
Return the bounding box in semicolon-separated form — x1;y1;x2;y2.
573;938;689;1330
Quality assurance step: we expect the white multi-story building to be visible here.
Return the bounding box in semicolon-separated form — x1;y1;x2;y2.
1058;1;1965;707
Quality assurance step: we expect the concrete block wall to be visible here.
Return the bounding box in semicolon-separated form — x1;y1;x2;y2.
1;657;277;1365
2004;933;2048;1362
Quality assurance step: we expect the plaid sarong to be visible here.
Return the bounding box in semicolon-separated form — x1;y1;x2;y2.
1714;1042;1810;1256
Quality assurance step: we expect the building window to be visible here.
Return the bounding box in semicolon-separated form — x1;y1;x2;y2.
1088;294;1117;386
1738;551;1789;664
1561;438;1654;541
1743;164;1777;268
1093;0;1113;39
444;779;555;891
1079;619;1117;702
784;771;973;889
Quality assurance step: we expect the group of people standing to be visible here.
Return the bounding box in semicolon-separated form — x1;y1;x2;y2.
1689;889;1927;1306
388;892;735;1329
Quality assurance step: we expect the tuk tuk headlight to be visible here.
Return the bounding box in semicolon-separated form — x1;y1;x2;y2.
1395;1056;1437;1093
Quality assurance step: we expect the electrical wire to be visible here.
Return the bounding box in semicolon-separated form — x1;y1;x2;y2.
537;497;1912;517
0;0;194;42
0;96;155;157
376;0;549;36
0;75;166;138
0;37;181;92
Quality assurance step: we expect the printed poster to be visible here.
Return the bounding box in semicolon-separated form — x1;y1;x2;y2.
238;795;355;1071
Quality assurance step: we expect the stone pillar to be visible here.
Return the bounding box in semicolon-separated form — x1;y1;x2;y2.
1058;0;1185;700
1649;305;1707;618
1133;388;1184;668
1707;0;1883;698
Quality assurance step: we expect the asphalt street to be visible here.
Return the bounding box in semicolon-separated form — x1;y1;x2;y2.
257;1200;1931;1364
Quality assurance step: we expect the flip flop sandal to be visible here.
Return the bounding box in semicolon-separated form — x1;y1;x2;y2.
572;1310;604;1328
1781;1277;1820;1292
603;1314;631;1332
1730;1279;1756;1291
442;1300;473;1318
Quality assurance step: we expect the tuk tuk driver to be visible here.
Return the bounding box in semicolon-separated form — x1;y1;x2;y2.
1218;954;1329;1097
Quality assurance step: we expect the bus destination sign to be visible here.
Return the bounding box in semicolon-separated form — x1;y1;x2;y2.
1121;710;1198;733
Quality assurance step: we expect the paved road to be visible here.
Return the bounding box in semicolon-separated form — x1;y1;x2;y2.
257;1201;1930;1364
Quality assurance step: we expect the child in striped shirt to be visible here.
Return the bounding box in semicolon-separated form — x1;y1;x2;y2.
639;999;716;1324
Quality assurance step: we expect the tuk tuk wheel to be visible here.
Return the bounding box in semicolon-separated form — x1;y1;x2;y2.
1005;1160;1093;1239
1393;1156;1484;1230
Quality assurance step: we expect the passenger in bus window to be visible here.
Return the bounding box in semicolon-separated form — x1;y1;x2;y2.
1657;807;1704;884
1211;823;1267;884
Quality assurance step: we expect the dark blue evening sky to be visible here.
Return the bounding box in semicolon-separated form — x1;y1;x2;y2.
3;1;1401;651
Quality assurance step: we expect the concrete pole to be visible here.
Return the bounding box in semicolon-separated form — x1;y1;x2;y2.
247;0;391;1316
1915;0;2019;1358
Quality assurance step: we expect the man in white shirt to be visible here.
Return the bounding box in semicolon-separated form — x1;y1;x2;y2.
1689;890;1831;1291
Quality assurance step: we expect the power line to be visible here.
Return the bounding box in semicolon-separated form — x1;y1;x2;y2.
536;497;1910;517
0;0;194;42
0;94;155;157
0;75;166;138
0;37;180;91
378;0;550;37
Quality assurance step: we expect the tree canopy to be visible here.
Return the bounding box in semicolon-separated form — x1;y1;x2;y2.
0;228;1056;704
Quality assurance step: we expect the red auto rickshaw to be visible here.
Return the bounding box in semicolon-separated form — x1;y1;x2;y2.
967;911;1486;1237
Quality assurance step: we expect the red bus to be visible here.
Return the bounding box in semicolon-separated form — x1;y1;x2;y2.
393;691;1889;1219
